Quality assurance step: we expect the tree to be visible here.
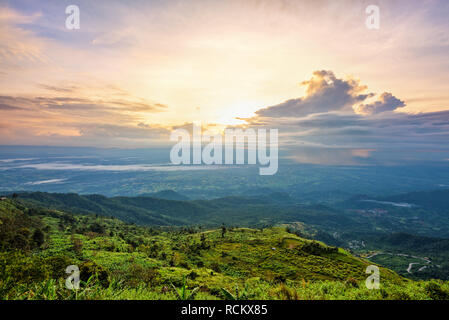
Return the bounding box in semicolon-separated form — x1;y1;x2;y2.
11;233;29;250
32;229;45;247
71;235;83;255
89;222;105;234
200;233;207;249
221;225;227;238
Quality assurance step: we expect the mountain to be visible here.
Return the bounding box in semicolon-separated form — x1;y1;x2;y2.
1;197;422;300
12;191;206;226
15;191;386;246
139;190;190;201
14;190;449;239
11;191;338;228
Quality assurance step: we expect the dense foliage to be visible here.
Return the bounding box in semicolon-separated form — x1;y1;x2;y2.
2;198;449;300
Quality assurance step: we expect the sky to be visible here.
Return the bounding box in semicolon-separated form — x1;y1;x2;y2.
1;0;449;165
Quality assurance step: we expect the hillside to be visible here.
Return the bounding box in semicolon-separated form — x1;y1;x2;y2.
4;198;447;300
11;191;355;230
138;190;190;201
374;233;449;252
12;191;207;226
14;190;449;243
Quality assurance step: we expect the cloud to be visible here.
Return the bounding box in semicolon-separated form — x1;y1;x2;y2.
78;123;170;140
240;71;449;165
0;91;167;114
0;120;172;148
256;70;374;118
15;163;227;172
24;179;66;185
0;103;24;111
0;7;46;64
354;92;406;115
38;84;79;93
0;88;170;147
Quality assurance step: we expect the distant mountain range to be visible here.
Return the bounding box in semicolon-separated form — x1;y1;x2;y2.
139;190;190;201
9;191;354;232
11;188;449;238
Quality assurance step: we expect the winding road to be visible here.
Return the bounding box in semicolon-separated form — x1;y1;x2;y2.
365;252;431;273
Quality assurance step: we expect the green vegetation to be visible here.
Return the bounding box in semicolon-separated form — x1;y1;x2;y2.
2;197;449;300
7;190;449;281
356;233;449;280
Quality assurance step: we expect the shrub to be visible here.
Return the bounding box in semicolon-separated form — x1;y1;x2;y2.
45;255;75;279
32;229;45;247
276;283;299;300
425;281;449;300
345;277;359;288
210;262;221;273
124;264;159;287
89;223;105;234
79;261;110;287
188;271;199;280
0;252;51;285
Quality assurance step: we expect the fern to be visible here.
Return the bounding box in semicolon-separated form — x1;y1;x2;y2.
170;276;199;300
221;285;249;300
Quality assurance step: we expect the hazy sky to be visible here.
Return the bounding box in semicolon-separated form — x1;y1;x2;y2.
1;0;449;164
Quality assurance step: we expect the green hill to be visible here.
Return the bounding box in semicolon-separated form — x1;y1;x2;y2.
10;191;359;231
2;198;449;300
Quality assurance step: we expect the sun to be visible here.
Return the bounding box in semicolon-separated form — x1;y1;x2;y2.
214;101;260;126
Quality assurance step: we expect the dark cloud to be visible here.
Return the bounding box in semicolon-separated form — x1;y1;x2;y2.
244;110;449;164
0;103;24;111
241;71;449;165
0;121;172;147
0;94;167;113
0;91;171;147
38;84;79;93
355;92;406;115
256;70;374;117
103;99;168;112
